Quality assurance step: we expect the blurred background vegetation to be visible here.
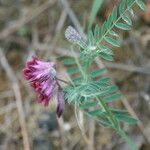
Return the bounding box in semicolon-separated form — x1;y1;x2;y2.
0;0;149;150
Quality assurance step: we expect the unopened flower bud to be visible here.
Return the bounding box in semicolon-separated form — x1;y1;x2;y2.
65;26;82;44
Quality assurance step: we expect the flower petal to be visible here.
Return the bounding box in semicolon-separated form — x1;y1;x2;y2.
57;90;65;117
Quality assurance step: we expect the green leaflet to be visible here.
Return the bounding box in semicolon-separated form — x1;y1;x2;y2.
104;93;124;103
72;76;83;84
110;108;129;115
111;6;118;21
90;68;106;78
128;8;135;17
80;101;98;110
115;114;138;124
84;111;112;127
94;25;100;40
99;52;114;61
98;117;112;127
135;0;146;10
85;106;137;126
77;82;110;97
88;31;95;46
98;45;114;55
97;77;111;83
67;67;80;75
88;109;103;116
119;0;126;14
109;30;119;37
104;36;120;47
115;23;131;30
122;15;132;25
127;0;134;5
63;58;76;65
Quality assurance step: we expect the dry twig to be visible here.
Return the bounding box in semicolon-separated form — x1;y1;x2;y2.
0;0;56;40
0;48;30;150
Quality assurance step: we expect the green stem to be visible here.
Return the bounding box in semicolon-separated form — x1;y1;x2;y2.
117;129;138;150
96;96;138;150
56;77;70;85
83;59;92;82
95;96;119;129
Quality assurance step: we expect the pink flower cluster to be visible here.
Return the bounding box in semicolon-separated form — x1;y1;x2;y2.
23;56;64;117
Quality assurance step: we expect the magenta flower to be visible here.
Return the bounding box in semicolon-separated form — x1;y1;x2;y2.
23;56;64;117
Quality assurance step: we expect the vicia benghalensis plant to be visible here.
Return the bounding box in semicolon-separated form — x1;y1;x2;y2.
23;0;145;150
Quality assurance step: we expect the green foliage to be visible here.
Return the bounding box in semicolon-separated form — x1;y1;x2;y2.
67;0;145;62
63;1;145;150
88;0;104;30
63;56;137;127
63;55;138;150
136;0;146;10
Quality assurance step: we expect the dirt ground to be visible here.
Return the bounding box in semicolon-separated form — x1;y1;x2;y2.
0;0;150;150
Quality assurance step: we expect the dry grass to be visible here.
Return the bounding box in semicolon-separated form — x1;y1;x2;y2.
0;0;150;150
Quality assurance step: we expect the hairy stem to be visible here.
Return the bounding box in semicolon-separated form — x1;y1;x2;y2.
56;77;70;85
117;129;138;150
96;96;138;150
95;96;119;129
